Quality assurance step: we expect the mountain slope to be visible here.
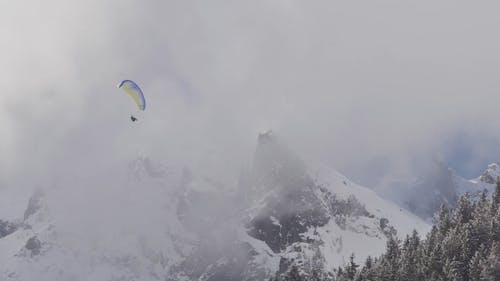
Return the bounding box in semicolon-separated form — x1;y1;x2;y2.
375;160;498;220
170;132;429;280
0;133;430;280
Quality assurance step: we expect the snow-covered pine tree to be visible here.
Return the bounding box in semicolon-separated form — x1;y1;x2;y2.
437;204;453;236
471;190;492;253
479;241;500;281
443;258;454;281
442;227;463;265
461;222;479;264
282;265;302;281
491;206;500;244
345;253;359;280
283;185;499;280
492;177;500;214
378;236;400;281
355;256;375;281
399;234;419;281
468;250;483;281
456;192;473;224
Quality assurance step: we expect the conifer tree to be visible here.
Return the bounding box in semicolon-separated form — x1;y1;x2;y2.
456;192;473;224
337;267;345;281
491;207;500;243
450;259;466;281
427;240;445;279
437;205;453;236
468;251;482;281
443;258;454;281
442;227;463;263
492;176;500;215
400;234;417;281
283;265;302;281
480;241;500;281
356;256;375;281
378;236;400;281
461;223;479;265
281;185;500;281
345;253;358;280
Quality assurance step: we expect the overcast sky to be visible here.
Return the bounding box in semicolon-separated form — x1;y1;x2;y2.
1;0;500;189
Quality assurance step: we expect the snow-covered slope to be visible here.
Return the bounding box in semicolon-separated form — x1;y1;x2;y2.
453;167;496;197
0;160;196;281
301;163;429;270
478;163;500;184
0;133;430;280
231;133;429;279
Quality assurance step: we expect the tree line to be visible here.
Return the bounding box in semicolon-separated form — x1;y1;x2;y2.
276;180;500;281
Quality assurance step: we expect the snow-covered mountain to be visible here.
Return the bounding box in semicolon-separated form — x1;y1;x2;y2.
0;133;429;280
453;163;498;197
478;163;500;184
374;160;498;220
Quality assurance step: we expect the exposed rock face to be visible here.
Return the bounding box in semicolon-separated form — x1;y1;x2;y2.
165;133;428;280
405;160;458;219
167;133;403;280
377;161;499;220
247;135;330;253
0;220;17;238
25;236;41;257
243;133;385;278
0;133;429;281
479;163;500;184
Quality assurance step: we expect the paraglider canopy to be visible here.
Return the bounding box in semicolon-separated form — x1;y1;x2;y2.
118;80;146;111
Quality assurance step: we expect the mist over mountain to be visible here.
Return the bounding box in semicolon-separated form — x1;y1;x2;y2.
0;133;429;280
373;158;498;220
2;1;500;280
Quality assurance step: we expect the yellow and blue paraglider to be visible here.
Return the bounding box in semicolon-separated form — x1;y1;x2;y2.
118;80;146;122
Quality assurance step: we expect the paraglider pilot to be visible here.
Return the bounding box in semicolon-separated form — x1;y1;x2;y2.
118;80;146;122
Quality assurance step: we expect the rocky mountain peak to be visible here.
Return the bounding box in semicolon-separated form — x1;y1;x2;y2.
252;132;307;190
23;189;45;222
479;163;500;184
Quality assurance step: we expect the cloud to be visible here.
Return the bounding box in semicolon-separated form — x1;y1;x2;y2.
1;0;500;188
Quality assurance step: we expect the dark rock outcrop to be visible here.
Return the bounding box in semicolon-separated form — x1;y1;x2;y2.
0;220;17;238
25;236;41;257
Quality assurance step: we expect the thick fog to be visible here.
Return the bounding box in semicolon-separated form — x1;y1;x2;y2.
1;0;500;250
